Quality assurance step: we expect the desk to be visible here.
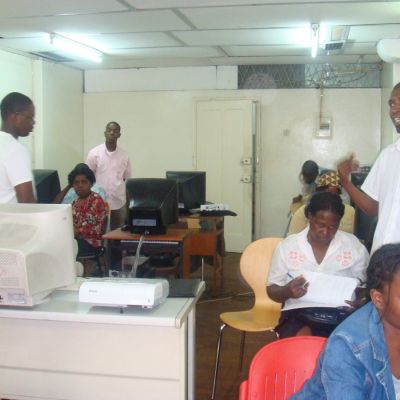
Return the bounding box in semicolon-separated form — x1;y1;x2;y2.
0;282;205;400
103;228;194;278
181;215;225;291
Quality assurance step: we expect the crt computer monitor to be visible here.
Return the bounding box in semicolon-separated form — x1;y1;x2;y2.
126;178;178;235
0;203;77;307
32;169;61;204
165;171;206;214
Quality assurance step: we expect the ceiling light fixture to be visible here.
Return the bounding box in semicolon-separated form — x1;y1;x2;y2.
310;23;319;58
49;33;103;63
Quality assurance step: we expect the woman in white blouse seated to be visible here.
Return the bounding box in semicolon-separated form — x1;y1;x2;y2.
267;191;369;338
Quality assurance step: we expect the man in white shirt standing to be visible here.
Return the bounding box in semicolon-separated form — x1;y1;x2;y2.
86;121;131;230
338;82;400;254
0;92;36;204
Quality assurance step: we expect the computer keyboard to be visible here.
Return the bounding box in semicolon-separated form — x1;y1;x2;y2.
121;240;178;245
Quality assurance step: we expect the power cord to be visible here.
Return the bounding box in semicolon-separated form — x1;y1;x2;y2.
131;234;145;276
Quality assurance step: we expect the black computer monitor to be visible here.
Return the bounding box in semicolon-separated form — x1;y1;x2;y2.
32;169;61;204
125;178;178;235
165;171;206;214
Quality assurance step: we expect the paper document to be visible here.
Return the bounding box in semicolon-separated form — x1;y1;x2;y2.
300;272;358;307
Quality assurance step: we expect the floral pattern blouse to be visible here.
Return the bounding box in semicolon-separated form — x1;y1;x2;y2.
72;191;107;248
267;227;369;311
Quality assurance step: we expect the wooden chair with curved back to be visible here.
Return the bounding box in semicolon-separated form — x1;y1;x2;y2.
210;237;283;400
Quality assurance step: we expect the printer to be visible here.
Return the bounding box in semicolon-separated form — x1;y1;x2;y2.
79;278;169;308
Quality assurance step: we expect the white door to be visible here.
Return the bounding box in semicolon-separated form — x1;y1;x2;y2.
195;99;256;252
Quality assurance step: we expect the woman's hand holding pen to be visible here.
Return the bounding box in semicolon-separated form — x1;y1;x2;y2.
286;274;309;298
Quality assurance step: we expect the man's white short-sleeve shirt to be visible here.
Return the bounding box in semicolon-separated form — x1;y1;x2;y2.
267;228;369;310
0;131;32;203
361;138;400;253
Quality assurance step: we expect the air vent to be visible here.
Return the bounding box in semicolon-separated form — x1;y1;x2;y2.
30;51;75;62
325;42;345;51
322;26;349;54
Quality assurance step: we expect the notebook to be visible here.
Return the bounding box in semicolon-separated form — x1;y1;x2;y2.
168;279;202;298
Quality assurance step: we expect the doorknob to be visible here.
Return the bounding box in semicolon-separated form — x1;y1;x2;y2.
241;176;252;183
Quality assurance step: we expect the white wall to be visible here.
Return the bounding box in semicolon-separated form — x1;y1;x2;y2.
259;88;380;236
84;88;381;238
0;50;84;187
85;66;237;92
40;61;84;186
84;91;195;176
0;49;33;97
0;49;34;154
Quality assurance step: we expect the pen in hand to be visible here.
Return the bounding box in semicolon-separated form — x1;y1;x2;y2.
287;272;309;290
287;272;295;280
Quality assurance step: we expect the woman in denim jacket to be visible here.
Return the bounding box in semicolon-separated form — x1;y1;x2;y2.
291;243;400;399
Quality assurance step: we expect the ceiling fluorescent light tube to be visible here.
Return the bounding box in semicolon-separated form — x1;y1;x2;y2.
311;23;319;58
50;34;102;63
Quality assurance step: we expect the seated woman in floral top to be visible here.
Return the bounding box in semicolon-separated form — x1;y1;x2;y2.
267;192;369;338
67;163;107;255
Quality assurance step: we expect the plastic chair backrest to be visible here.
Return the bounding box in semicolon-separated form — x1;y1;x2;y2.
239;237;282;306
240;336;327;400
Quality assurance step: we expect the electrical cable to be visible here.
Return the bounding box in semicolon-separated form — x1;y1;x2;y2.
131;234;145;276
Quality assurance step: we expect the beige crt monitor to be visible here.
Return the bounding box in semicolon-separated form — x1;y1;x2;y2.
0;203;76;307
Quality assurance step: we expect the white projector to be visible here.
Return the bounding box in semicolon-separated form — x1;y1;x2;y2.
79;278;169;309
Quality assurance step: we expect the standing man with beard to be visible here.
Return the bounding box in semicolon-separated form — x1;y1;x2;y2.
338;82;400;254
0;92;36;203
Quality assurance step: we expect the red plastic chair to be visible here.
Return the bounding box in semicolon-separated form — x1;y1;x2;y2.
239;336;327;400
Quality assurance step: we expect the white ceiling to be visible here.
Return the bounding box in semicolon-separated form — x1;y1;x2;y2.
0;0;399;70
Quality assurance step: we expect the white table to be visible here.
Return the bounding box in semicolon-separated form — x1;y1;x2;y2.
0;281;205;400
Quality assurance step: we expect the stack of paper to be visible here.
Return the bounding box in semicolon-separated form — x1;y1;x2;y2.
300;271;358;307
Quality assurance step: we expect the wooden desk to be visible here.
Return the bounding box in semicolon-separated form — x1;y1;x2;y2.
180;215;225;291
0;282;205;400
103;228;194;278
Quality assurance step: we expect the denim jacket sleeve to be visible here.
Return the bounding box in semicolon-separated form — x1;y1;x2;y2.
321;334;370;399
290;335;370;400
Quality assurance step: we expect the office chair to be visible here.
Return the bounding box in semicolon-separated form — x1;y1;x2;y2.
239;336;327;400
210;237;282;400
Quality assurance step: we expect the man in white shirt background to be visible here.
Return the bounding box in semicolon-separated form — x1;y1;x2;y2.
0;92;35;204
338;82;400;254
